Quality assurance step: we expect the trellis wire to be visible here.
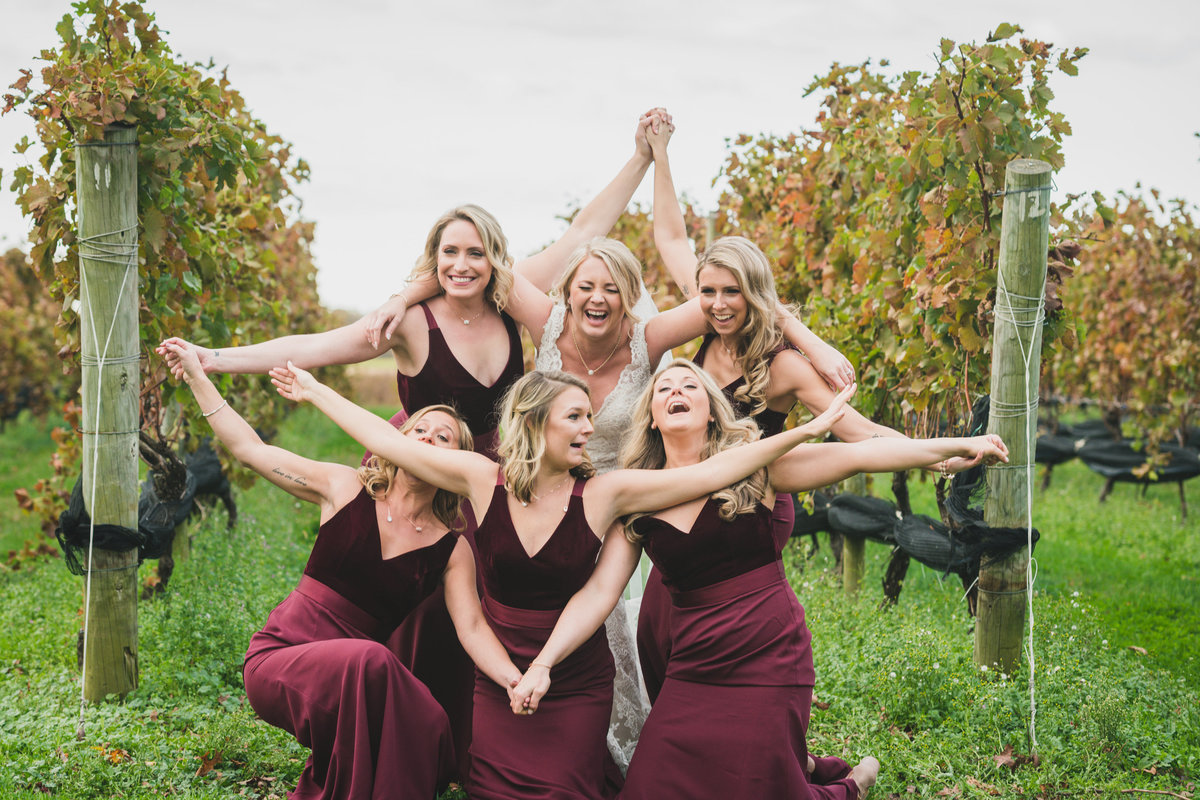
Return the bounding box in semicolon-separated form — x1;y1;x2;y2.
76;223;138;738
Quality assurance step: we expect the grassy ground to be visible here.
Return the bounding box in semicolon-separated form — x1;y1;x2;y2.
0;406;1196;798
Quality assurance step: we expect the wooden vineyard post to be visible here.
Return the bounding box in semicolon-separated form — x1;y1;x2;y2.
974;158;1051;673
77;124;140;700
842;473;867;597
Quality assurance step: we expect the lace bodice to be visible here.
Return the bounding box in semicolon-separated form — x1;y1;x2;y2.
535;300;654;474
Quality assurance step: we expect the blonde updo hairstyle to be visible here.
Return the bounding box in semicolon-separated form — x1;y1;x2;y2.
695;236;788;415
497;370;597;505
411;205;515;311
619;359;766;541
359;404;474;531
552;237;643;324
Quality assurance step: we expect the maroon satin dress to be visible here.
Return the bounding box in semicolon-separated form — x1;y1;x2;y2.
379;300;525;780
638;335;796;704
468;475;621;800
621;499;856;800
242;489;457;800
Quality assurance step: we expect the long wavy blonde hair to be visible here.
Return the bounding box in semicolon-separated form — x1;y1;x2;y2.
497;370;596;504
620;359;766;541
696;236;787;415
552;237;643;325
410;205;515;311
359;404;474;531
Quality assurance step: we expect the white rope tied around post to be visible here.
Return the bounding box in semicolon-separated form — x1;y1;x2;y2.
992;259;1048;755
76;224;138;739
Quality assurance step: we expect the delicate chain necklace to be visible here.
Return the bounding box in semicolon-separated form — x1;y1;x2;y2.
445;299;485;326
385;500;427;532
719;336;740;360
519;474;572;512
569;316;625;376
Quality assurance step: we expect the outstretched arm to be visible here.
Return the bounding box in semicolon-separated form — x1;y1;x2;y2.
443;539;523;693
649;119;698;297
509;532;642;713
185;316;401;377
156;338;348;510
768;434;1008;494
595;384;855;519
516;108;668;291
269;362;496;502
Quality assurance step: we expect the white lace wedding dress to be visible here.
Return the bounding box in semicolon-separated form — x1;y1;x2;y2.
534;291;661;774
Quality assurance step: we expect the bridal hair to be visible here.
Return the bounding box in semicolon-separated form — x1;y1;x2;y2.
411;205;515;311
620;359;766;541
696;236;787;415
553;237;643;324
359;404;474;530
497;370;596;504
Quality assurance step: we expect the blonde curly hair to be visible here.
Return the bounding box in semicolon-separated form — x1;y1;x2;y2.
496;371;596;505
410;205;515;311
619;359;766;541
358;404;474;531
696;236;790;415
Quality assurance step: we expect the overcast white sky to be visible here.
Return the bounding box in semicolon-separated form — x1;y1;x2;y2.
2;0;1197;314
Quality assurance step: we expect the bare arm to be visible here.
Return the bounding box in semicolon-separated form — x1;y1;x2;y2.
193;316;400;377
777;309;855;391
516;109;666;291
649;120;698;297
509;532;642;712
156;338;349;511
269;362;496;503
362;270;443;349
443;539;523;692
642;296;710;362
592;384;855;522
768;434;1009;494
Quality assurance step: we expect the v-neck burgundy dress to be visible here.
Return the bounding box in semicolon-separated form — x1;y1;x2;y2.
381;301;525;781
637;335;797;705
620;499;856;800
467;475;621;800
242;488;457;800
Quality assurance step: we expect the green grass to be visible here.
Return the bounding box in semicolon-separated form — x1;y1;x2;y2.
0;408;64;555
1;407;1197;798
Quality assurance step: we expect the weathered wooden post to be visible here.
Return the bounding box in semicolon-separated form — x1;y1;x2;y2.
974;159;1050;672
842;473;867;596
77;124;139;699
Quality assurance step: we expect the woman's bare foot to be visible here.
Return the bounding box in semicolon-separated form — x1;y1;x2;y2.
848;756;880;799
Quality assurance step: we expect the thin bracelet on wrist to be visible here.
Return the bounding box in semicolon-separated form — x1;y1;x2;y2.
529;661;553;671
202;399;228;418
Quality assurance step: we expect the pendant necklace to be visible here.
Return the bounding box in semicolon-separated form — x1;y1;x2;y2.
569;317;624;376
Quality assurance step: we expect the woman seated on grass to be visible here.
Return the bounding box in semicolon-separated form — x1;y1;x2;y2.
157;337;523;800
508;360;1009;800
267;363;855;799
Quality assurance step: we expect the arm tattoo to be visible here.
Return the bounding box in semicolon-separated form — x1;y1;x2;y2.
272;467;309;486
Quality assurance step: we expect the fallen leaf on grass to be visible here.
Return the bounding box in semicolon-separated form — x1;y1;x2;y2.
1129;645;1148;656
966;776;1000;795
995;745;1018;769
936;785;962;797
196;750;222;777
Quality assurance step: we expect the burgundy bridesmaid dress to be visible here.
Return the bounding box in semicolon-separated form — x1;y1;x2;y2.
467;475;622;800
621;499;857;800
242;489;457;800
637;335;795;703
380;300;525;779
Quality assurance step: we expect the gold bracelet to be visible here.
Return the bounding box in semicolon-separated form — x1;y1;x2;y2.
529;661;553;671
388;290;409;305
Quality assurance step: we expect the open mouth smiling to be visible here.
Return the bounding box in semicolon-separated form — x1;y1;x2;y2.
666;399;690;415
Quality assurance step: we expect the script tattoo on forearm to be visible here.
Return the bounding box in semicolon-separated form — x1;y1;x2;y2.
272;467;309;486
